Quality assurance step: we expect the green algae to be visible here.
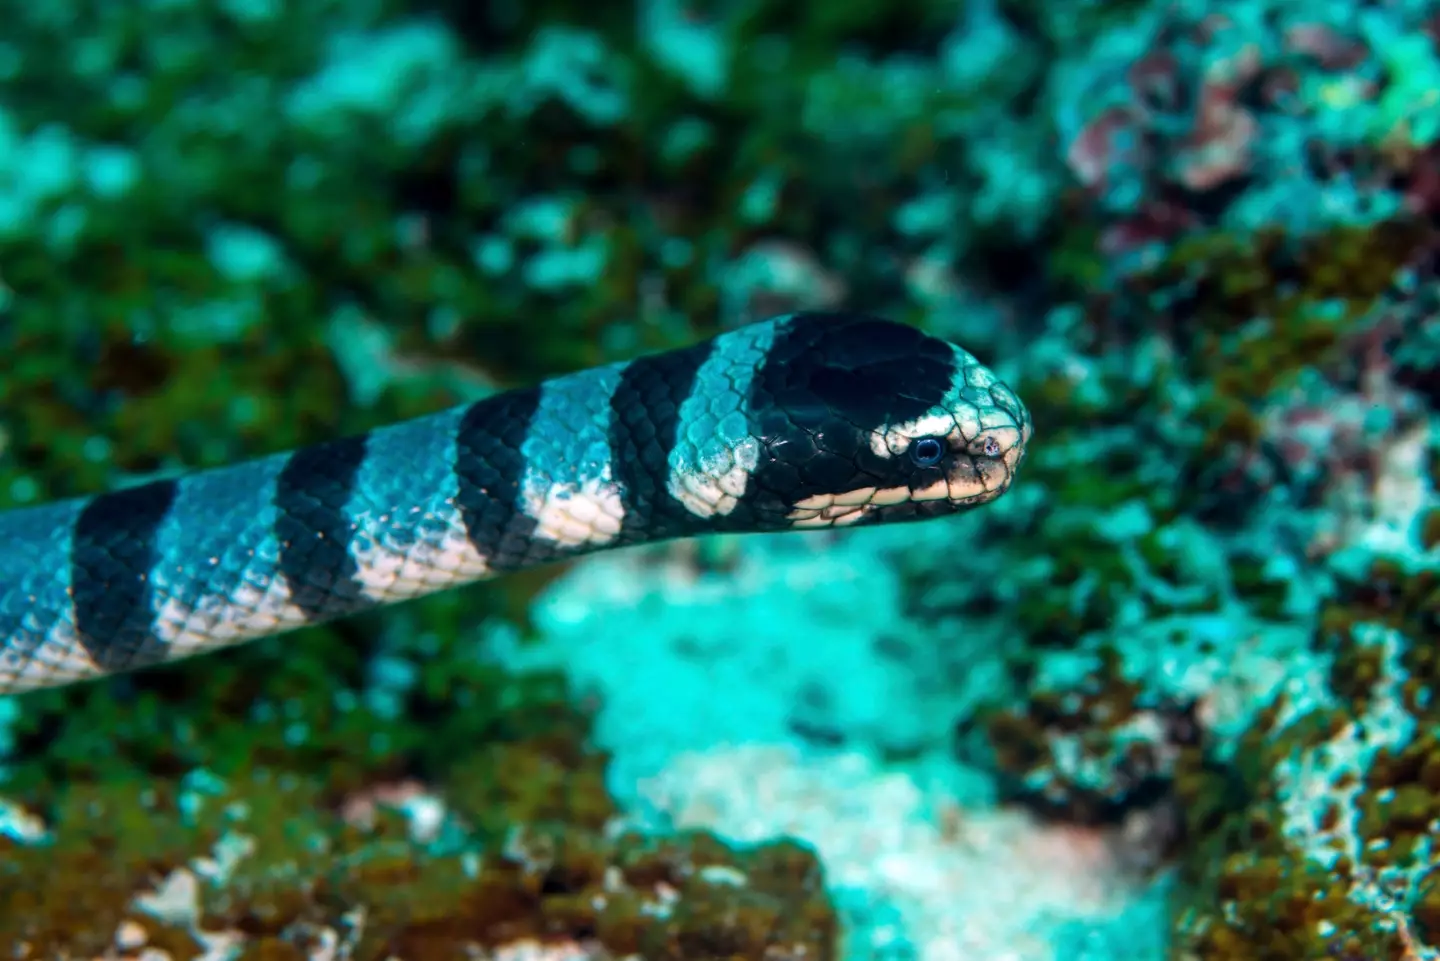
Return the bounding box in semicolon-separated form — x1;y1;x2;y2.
1169;567;1440;959
965;212;1440;958
2;769;837;960
1;621;837;959
978;645;1196;824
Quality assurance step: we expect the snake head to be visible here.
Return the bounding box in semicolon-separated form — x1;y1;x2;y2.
747;312;1031;530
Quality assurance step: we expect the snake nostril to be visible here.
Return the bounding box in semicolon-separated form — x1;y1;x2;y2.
981;436;1002;458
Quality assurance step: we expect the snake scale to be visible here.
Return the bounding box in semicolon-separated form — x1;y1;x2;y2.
0;311;1032;695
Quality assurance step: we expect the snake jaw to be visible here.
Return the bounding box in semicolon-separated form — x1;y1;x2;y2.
786;490;876;529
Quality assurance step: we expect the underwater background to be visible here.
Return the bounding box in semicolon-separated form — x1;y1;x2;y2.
1;0;1439;958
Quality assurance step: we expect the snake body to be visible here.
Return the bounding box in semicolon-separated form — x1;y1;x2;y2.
0;312;1032;694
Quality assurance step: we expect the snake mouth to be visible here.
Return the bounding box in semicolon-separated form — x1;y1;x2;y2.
786;494;971;530
785;460;1013;530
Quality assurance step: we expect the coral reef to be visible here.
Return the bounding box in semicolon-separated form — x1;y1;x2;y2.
0;0;1439;958
1;625;835;959
3;773;835;960
964;2;1440;955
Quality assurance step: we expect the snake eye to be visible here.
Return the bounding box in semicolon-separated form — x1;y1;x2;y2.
910;436;945;467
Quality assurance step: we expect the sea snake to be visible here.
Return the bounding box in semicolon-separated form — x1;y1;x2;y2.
0;311;1032;695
